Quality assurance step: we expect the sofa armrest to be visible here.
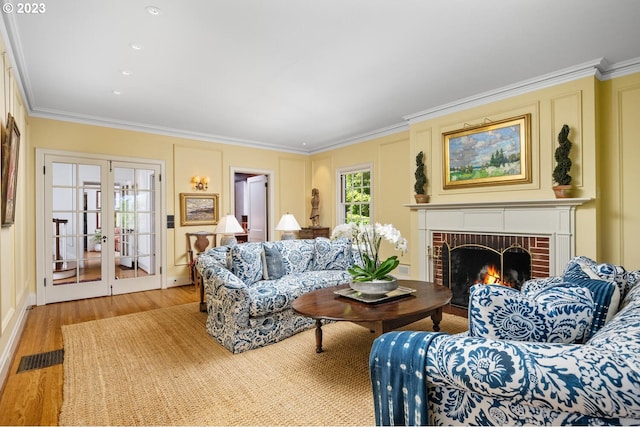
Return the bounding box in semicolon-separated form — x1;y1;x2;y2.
198;260;251;328
372;331;640;420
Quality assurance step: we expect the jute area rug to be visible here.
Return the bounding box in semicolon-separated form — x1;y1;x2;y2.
60;302;468;426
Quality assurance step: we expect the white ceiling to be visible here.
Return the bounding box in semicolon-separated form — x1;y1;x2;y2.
2;0;640;154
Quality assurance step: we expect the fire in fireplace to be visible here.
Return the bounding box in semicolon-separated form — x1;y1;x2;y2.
442;243;531;309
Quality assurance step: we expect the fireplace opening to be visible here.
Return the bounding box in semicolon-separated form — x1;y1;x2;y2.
442;243;531;309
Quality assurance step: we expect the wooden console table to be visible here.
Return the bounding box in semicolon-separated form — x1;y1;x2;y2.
298;227;330;239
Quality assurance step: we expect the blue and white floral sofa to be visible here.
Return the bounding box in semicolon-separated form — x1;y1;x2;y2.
370;256;640;425
195;238;353;353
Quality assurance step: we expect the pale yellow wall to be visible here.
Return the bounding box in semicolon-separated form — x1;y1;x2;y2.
0;40;30;376
173;145;222;265
278;157;309;234
599;72;640;268
310;132;413;272
28;117;310;284
410;77;599;262
310;75;640;277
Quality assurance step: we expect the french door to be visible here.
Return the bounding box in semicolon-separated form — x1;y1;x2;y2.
37;152;163;304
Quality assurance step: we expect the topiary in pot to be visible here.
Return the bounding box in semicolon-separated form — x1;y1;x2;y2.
552;124;573;198
414;151;429;203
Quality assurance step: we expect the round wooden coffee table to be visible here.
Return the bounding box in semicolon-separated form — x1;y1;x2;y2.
292;280;452;353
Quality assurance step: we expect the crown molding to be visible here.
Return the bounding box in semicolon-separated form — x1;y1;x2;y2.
403;58;608;125
28;108;313;155
600;56;640;81
309;121;409;154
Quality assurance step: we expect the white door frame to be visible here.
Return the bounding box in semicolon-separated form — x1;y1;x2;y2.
229;167;274;241
35;148;167;305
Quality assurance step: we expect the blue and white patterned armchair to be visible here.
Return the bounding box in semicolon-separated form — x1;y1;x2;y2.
196;237;353;353
370;257;640;425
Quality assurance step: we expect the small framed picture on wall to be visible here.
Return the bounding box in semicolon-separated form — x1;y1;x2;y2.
180;193;219;226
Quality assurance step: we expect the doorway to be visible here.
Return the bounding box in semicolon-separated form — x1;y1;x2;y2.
36;150;165;305
232;168;273;243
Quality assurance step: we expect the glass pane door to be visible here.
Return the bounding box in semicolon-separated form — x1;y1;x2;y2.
110;163;161;295
45;158;110;303
41;154;163;304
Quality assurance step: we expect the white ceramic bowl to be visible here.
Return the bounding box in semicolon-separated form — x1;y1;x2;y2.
349;278;398;296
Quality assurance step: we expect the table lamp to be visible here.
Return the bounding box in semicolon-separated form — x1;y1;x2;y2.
276;213;301;240
216;214;245;247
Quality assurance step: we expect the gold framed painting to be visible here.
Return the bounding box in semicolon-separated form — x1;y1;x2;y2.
443;114;532;189
1;113;20;227
180;193;219;226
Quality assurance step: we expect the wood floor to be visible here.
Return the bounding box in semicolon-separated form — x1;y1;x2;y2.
0;285;199;426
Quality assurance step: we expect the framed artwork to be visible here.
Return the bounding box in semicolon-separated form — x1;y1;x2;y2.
443;114;531;189
1;113;20;226
180;193;219;226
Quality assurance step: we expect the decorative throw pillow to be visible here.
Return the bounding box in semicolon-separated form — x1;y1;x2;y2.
565;256;630;302
261;243;286;280
275;239;315;274
468;284;594;344
312;237;353;271
520;276;563;294
230;242;264;285
204;246;230;269
562;265;620;339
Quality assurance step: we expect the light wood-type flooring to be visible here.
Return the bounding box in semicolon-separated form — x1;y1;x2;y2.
0;285;199;426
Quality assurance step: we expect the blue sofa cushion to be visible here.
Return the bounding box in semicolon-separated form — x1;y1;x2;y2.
247;270;352;317
275;239;315;274
469;284;594;343
230;242;264;285
312;237;353;270
261;242;285;280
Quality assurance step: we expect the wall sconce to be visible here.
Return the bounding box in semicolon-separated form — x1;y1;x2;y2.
191;175;209;191
276;213;301;240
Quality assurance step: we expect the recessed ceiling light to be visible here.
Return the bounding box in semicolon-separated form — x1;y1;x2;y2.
146;6;161;15
129;43;143;51
120;70;133;77
112;90;122;95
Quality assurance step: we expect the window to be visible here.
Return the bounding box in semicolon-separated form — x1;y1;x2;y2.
338;165;372;225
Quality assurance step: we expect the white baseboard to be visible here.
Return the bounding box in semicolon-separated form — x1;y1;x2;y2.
166;275;191;288
0;292;35;390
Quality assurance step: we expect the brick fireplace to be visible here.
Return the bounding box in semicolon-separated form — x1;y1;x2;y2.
435;232;549;308
410;199;590;308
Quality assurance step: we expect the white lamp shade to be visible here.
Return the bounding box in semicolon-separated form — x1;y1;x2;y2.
215;214;244;234
276;213;301;231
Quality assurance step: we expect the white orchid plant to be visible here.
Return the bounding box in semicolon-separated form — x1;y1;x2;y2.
331;222;408;282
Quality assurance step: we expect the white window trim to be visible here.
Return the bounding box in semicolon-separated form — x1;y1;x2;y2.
335;162;373;225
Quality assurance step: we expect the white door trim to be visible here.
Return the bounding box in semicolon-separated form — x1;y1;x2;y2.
229;166;275;241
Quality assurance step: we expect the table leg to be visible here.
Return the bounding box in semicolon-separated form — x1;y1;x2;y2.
199;281;206;312
431;308;443;332
315;319;323;353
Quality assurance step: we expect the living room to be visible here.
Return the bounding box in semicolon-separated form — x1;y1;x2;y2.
1;1;640;425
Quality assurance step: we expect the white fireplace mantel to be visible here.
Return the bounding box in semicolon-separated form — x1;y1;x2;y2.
407;198;592;281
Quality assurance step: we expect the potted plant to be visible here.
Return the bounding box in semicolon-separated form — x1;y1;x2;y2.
93;228;102;252
552;124;573;198
331;222;408;296
414;151;429;203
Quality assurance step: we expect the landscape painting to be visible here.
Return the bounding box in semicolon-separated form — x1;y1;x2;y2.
1;113;20;226
443;114;531;189
180;193;219;226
